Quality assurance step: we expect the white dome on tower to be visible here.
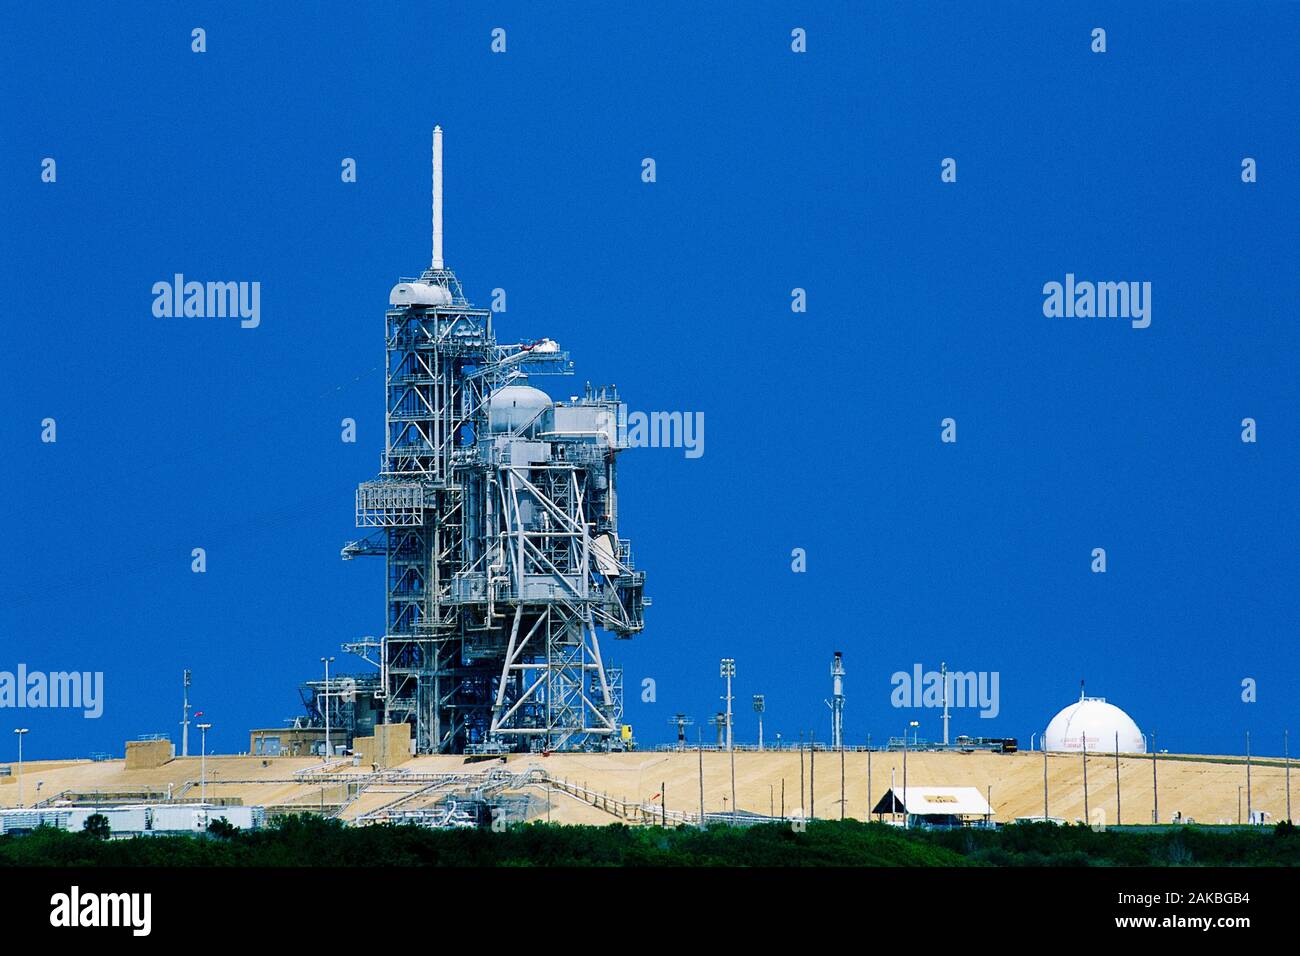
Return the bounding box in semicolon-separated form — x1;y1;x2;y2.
488;384;553;435
1044;695;1145;754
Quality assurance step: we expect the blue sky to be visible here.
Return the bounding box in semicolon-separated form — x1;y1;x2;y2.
2;3;1296;760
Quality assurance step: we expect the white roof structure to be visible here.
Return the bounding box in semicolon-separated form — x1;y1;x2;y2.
870;786;993;817
1044;695;1146;753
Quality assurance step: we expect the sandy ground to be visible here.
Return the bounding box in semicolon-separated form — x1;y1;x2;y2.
2;749;1291;827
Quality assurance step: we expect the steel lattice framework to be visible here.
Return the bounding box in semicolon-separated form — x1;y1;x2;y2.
342;263;645;754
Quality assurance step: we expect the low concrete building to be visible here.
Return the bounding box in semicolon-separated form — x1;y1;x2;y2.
249;727;349;757
125;739;173;770
353;722;411;769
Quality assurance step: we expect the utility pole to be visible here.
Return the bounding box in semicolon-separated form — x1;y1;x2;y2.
840;743;845;820
697;728;705;827
790;733;800;816
1151;730;1159;824
809;732;816;819
181;669;192;757
867;733;872;818
890;766;896;824
729;730;737;824
1114;731;1121;825
1246;730;1252;823
1286;729;1292;823
1043;746;1049;821
781;777;785;818
940;660;950;747
720;659;735;753
1082;729;1089;823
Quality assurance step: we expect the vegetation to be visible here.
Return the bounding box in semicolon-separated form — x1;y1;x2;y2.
0;816;1295;867
81;813;111;841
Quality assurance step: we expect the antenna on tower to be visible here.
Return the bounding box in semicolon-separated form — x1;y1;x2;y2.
431;125;444;270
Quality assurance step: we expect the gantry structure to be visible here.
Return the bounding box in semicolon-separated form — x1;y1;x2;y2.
341;128;645;754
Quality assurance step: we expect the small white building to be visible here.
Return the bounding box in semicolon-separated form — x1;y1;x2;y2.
870;786;994;829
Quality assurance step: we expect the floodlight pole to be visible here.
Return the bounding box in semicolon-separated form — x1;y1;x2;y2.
198;722;212;804
321;656;335;758
902;727;909;830
719;659;734;752
14;729;29;808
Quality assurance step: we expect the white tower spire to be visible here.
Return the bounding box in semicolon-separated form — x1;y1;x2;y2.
432;125;444;269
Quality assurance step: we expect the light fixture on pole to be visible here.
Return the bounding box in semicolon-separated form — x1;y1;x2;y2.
719;659;735;752
197;722;212;805
321;656;335;758
903;720;918;829
14;729;29;808
752;695;765;751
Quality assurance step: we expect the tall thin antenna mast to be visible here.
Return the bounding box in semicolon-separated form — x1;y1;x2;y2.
432;125;444;269
181;668;192;757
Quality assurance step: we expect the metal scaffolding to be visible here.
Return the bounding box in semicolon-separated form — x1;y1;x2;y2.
341;129;645;754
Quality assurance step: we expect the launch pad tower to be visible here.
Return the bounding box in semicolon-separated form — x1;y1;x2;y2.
341;128;646;754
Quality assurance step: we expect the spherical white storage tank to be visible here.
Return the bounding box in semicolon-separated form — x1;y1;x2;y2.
1044;697;1145;753
489;385;553;434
